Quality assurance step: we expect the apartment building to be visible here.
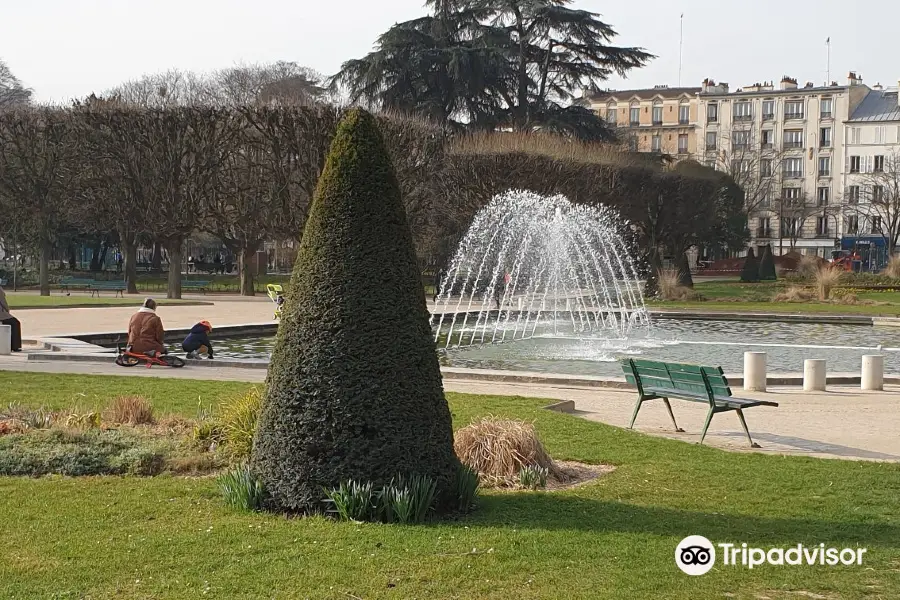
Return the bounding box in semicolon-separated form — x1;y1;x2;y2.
697;73;870;256
586;86;701;157
843;85;900;267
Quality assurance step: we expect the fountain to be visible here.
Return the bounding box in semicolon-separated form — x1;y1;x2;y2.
431;190;650;348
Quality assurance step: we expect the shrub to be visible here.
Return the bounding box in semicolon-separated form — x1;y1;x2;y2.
739;248;759;283
324;480;379;521
884;256;900;279
519;465;549;490
0;429;165;477
64;411;101;430
218;465;267;512
251;108;458;513
1;404;56;430
758;244;777;281
797;254;821;278
218;388;262;460
454;417;560;486
657;268;701;301
815;265;844;300
106;396;155;425
324;474;438;524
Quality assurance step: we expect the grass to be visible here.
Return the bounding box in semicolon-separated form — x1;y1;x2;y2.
649;280;900;316
1;373;899;598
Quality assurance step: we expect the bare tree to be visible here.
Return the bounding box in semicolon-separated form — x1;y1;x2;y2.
0;59;32;109
0;107;75;295
768;191;839;253
105;69;210;108
712;124;788;216
210;61;325;107
852;150;900;257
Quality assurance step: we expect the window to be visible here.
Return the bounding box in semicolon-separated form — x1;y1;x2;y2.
846;215;859;234
652;103;663;125
875;127;886;144
850;156;861;173
731;159;750;175
733;129;750;148
761;129;774;148
679;103;690;124
784;100;804;119
760;158;773;177
875;155;885;172
783;157;803;178
816;216;829;236
820;97;833;118
605;107;617;125
850;127;861;144
630;105;640;125
781;217;801;237
733;101;752;121
818;156;831;177
760;186;773;207
873;185;885;202
678;134;689;154
651;134;661;151
848;185;860;204
783;129;804;148
757;217;772;238
707;103;718;123
782;187;802;204
762;100;775;120
817;187;830;205
705;131;717;150
872;216;882;233
820;127;831;147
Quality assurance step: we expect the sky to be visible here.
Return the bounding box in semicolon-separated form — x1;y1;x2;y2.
2;0;899;103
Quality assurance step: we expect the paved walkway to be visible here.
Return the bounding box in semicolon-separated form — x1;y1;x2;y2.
2;353;898;462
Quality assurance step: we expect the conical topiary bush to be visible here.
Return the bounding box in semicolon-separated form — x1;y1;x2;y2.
758;243;777;281
740;247;759;283
251;108;459;513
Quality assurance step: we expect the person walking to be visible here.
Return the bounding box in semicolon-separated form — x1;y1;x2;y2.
0;285;23;352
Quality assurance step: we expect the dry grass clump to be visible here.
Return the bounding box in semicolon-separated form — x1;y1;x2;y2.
797;254;822;278
884;256;900;279
449;131;639;167
773;285;816;303
105;396;155;425
814;265;844;300
657;268;702;301
454;417;563;487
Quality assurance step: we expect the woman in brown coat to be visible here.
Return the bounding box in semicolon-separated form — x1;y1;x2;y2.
127;298;166;355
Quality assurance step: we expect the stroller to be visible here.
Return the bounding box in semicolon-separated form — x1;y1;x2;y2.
267;284;286;319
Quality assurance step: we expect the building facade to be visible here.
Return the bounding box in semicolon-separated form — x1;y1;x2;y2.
697;74;870;257
843;85;900;267
586;86;701;157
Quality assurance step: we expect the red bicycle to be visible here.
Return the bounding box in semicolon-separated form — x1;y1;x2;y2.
115;346;186;368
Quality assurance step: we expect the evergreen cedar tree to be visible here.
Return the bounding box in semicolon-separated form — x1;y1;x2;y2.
740;247;760;283
758;244;777;281
250;108;459;513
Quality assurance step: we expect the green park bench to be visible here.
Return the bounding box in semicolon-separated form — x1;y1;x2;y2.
621;358;779;448
88;281;127;298
0;278;6;287
181;280;210;294
59;277;97;294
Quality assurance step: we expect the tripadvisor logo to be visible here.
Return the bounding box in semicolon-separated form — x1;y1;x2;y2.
675;536;867;575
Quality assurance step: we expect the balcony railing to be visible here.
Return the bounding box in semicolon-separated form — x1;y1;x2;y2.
815;231;831;238
678;118;690;125
707;116;718;123
820;111;833;119
733;114;753;122
784;141;804;148
756;229;772;239
784;111;805;120
678;147;689;154
818;170;831;177
706;144;717;152
762;113;775;121
629;121;640;127
761;142;774;150
783;171;803;178
652;120;663;126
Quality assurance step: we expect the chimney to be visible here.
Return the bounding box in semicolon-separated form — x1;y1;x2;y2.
780;76;798;90
848;71;863;86
873;82;883;91
720;82;729;93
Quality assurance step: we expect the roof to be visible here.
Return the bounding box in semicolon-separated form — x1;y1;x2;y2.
700;84;846;98
848;88;900;122
588;87;701;102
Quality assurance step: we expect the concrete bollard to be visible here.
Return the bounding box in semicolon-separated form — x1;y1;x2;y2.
0;325;10;356
861;355;884;391
803;359;827;392
743;351;767;391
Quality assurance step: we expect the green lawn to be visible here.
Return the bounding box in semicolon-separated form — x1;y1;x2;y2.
5;294;207;309
2;372;898;599
648;280;900;316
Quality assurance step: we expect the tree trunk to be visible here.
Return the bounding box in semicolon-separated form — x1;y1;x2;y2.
151;242;163;272
676;252;694;288
239;247;256;297
643;248;663;297
89;240;103;271
123;240;138;294
165;243;183;299
39;237;51;297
